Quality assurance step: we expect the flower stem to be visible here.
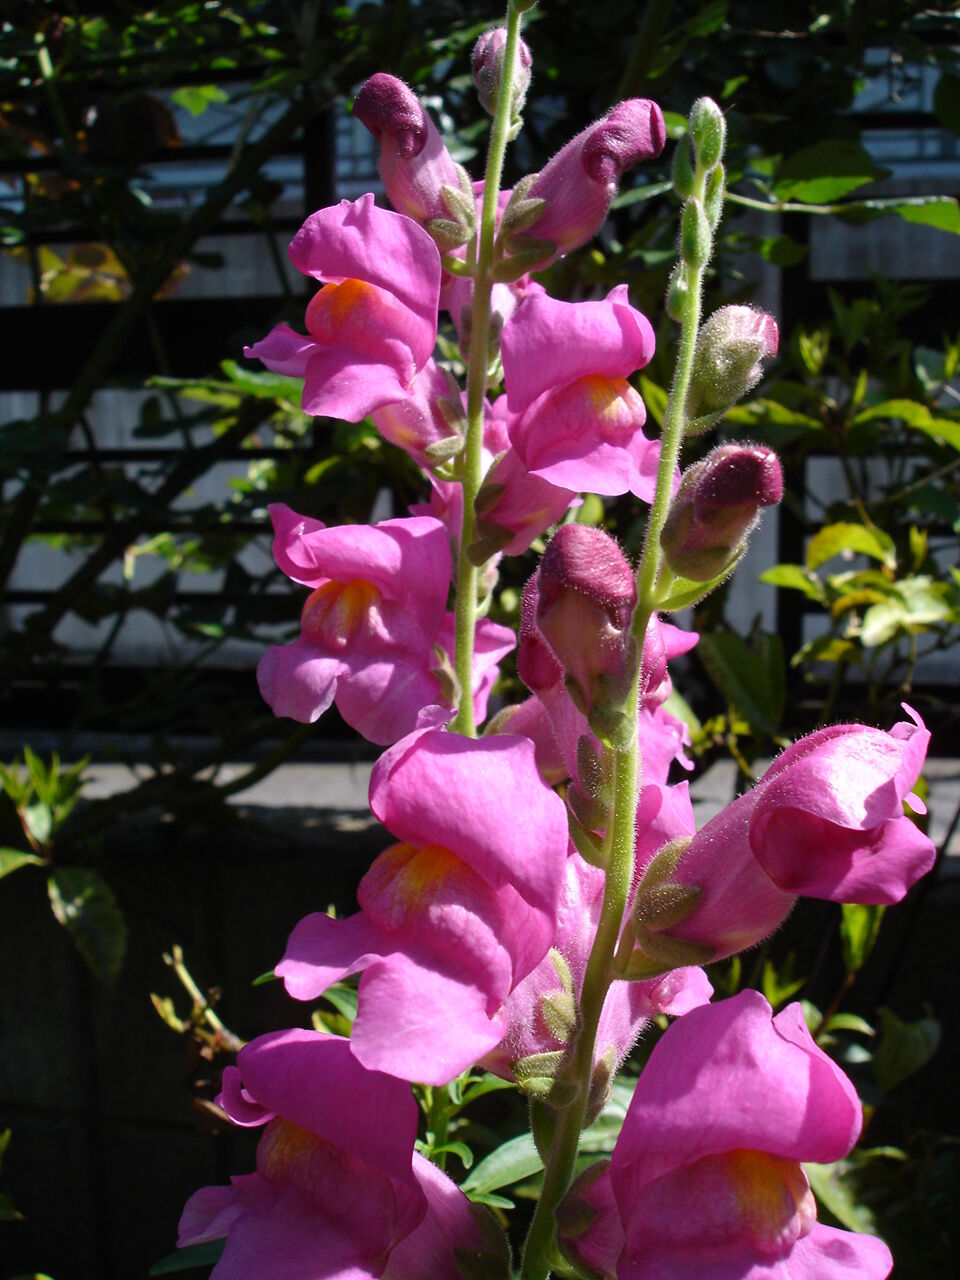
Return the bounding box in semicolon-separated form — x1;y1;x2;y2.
451;1;524;736
518;141;715;1280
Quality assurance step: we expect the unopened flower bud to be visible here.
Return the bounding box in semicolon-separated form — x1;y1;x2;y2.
688;304;779;418
704;163;725;229
472;27;533;119
665;262;689;323
680;197;711;267
660;443;783;582
671;138;695;198
508;98;666;269
353;74;475;244
689;97;726;171
536;525;637;732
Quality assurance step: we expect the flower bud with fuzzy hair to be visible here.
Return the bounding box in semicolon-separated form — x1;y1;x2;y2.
660;443;783;582
472;27;533;119
688;304;779;418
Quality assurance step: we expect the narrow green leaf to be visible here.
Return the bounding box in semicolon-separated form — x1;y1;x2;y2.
696;630;783;734
150;1239;226;1274
318;980;359;1022
823;1013;875;1037
0;848;44;878
431;1141;474;1170
23;803;52;846
461;1135;542;1196
48;867;127;982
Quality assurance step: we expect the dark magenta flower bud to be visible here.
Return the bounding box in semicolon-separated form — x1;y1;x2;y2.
688;305;779;418
660;443;783;582
353;74;475;248
472;27;533;119
507;99;666;269
536;526;637;741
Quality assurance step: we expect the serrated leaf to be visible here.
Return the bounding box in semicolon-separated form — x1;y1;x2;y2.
774;140;889;203
872;1007;941;1092
806;522;896;571
48;867;127;982
150;1239;226;1274
0;848;44;878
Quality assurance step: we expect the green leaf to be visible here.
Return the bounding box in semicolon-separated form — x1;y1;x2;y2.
804;1161;878;1235
318;980;359;1023
761;954;806;1008
47;867;127;982
696;630;784;734
638;376;668;427
219;359;304;402
872;1007;942;1092
170;84;229;117
430;1141;474;1170
252;968;278;986
457;1073;518;1108
23;803;52;846
0;848;44;878
839;903;885;975
460;1135;542;1197
806;522;896;571
150;1239;226;1274
774;140;888;204
823;1013;874;1037
760;563;826;603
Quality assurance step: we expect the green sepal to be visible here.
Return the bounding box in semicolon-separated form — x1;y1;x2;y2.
587;703;633;753
704;163;726;229
431;643;461;707
666;262;689;323
568;812;608;867
654;551;743;611
542;989;579;1042
423;434;464;467
637;836;693;890
466;524;513;566
681;198;712;267
672;140;696;198
634;881;702;931
635;929;716;969
426;218;471;251
442;182;478;235
549;947;574;993
492;244;552;282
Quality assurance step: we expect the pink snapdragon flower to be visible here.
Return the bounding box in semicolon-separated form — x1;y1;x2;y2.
500;286;661;500
509;99;666;268
748;704;934;903
483;850;712;1108
558;991;893;1280
245;195;441;421
353;75;470;235
630;706;935;967
277;725;569;1084
177;1030;486;1279
257;504;513;744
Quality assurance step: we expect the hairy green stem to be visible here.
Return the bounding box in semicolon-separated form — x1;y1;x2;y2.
451;1;524;736
519;146;714;1280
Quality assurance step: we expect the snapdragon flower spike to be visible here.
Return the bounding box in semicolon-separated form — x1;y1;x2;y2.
177;1030;487;1279
482;850;712;1104
506;99;666;269
244;194;441;421
500;286;661;500
558;991;893;1280
688;304;780;419
352;74;475;247
276;726;569;1084
370;359;464;470
749;704;935;903
660;443;783;582
257;504;513;744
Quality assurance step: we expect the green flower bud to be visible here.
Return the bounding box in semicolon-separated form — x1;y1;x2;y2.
680;197;712;267
689;96;726;170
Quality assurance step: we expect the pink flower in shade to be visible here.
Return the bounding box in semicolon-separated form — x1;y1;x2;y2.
177;1030;487;1279
244;195;441;421
509;99;666;269
500;286;662;500
558;991;893;1280
748;704;934;904
257;504;513;745
276;726;569;1084
352;75;470;234
482;850;712;1106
